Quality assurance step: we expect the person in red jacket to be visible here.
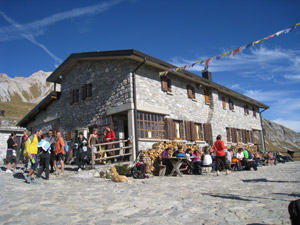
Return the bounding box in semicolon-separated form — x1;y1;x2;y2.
213;134;229;176
105;126;116;162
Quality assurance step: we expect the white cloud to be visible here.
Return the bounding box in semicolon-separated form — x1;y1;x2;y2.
272;118;300;133
168;47;300;82
0;0;124;42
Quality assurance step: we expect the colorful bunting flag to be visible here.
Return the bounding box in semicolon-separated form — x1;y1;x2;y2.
159;22;300;75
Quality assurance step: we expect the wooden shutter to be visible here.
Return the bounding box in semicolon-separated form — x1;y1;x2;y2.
67;131;72;141
226;127;231;142
165;118;174;140
222;96;226;109
82;84;87;100
253;107;256;117
187;85;193;99
229;99;234;110
161;77;168;92
184;121;191;141
204;123;212;142
204;90;210;104
231;128;236;143
250;130;254;143
242;129;247;143
190;121;196;141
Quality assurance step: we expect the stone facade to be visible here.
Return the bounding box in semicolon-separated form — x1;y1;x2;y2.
23;51;266;160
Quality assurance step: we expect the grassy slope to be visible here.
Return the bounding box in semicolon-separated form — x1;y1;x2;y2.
0;101;36;118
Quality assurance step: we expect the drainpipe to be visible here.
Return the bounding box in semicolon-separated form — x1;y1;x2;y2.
259;107;268;152
132;57;147;158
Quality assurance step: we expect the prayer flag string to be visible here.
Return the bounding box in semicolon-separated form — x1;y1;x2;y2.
159;22;300;76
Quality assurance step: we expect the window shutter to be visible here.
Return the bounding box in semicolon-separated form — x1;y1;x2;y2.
82;84;87;100
184;121;191;141
231;128;235;143
253;107;256;117
229;99;234;110
190;121;196;141
250;130;254;143
161;77;168;92
204;123;212;142
165;118;174;140
226;127;231;142
67;131;72;141
222;96;226;109
204;90;210;104
187;85;193;99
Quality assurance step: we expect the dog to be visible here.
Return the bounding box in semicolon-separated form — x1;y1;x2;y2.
110;167;128;182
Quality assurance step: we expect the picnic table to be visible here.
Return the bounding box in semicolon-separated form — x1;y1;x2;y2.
168;157;193;177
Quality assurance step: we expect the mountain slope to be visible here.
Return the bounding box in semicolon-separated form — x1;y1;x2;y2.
0;70;53;103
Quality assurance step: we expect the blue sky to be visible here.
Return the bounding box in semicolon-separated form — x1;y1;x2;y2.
0;0;300;132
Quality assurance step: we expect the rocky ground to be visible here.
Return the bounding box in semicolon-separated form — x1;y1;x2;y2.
0;161;299;225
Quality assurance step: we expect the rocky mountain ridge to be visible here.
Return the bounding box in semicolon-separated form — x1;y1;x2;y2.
0;70;53;103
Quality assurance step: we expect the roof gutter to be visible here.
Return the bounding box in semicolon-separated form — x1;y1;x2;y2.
132;57;147;159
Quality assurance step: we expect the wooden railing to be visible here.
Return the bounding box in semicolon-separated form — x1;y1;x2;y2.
91;140;133;168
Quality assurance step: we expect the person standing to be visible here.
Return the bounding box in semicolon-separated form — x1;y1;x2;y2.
104;126;116;163
36;134;51;180
47;130;56;173
76;132;88;172
213;135;229;176
26;129;43;183
19;130;29;164
54;131;65;176
5;132;18;173
88;128;99;162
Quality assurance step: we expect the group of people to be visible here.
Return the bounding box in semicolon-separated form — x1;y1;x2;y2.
5;126;116;183
161;134;292;176
5;129;67;183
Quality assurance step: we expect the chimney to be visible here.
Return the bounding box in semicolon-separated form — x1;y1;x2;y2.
202;70;212;81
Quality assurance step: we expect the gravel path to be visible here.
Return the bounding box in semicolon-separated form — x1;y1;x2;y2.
0;161;299;225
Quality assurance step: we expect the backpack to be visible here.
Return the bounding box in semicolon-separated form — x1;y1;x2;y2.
131;162;146;179
247;150;253;159
23;135;33;156
234;162;242;171
289;199;300;225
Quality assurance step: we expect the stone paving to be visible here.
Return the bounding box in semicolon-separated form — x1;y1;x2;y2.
0;161;299;225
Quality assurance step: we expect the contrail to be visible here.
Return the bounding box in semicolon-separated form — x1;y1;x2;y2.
0;11;63;65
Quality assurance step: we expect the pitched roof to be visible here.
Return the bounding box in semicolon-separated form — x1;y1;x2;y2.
47;49;269;109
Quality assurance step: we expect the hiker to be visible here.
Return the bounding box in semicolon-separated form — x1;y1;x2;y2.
192;149;202;175
88;128;99;162
19;130;29;165
76;132;88;172
5;132;18;173
213;135;229;176
54;131;65;176
104;126;116;163
36;134;51;180
47;130;56;173
161;147;173;175
25;129;43;183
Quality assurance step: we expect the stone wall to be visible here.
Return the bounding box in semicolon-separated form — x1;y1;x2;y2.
135;65;262;149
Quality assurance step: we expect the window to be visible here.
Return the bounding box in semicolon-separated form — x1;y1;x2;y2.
174;120;183;140
195;123;203;141
72;89;79;104
222;96;226;109
187;85;195;99
137;112;164;139
228;99;234;110
98;116;113;136
87;83;92;98
226;127;231;142
204;90;210;104
161;76;171;93
253;107;257;117
244;105;249;115
82;84;87;100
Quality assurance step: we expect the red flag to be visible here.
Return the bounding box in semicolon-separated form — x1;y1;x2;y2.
233;48;240;56
205;58;211;68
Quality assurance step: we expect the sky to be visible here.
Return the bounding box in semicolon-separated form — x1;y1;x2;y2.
0;0;300;132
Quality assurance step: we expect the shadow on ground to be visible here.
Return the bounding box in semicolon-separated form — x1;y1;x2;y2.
242;178;300;183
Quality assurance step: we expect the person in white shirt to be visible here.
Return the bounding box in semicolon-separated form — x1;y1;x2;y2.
236;148;244;160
